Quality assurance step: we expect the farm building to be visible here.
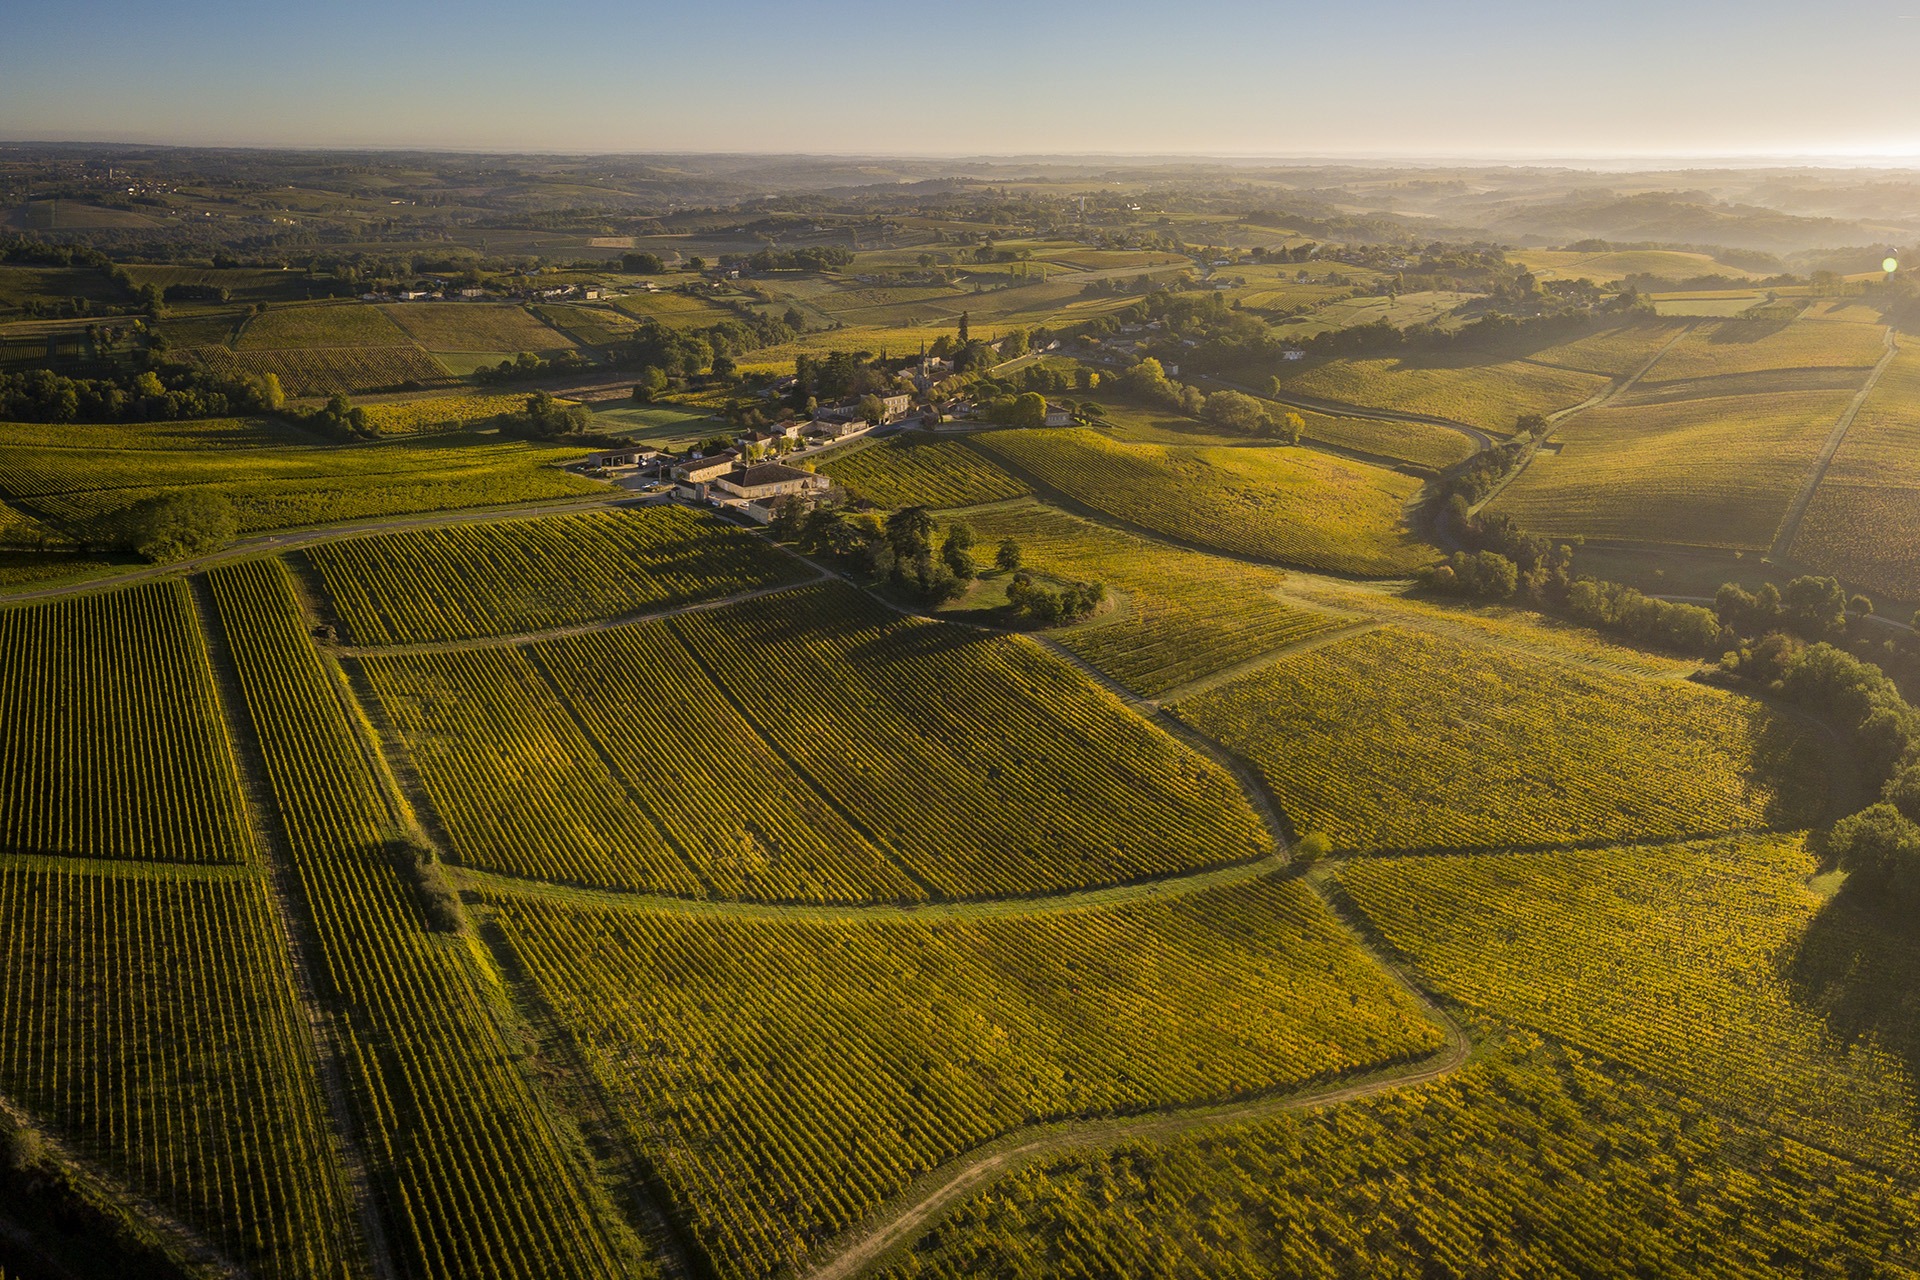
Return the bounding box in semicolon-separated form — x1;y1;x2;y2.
672;451;740;486
590;445;663;470
714;462;831;503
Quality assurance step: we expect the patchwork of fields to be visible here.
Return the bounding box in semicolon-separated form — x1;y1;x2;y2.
4;212;1918;1280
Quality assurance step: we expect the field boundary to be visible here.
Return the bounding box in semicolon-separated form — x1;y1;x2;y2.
1470;321;1696;517
326;572;825;656
0;493;628;606
187;574;401;1280
1770;325;1899;560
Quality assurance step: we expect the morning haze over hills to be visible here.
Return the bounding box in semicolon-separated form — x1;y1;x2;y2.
3;2;1920;1278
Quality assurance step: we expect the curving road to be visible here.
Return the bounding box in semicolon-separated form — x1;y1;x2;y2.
798;869;1471;1280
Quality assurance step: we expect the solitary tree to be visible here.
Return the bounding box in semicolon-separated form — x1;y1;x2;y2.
885;506;936;561
995;538;1023;573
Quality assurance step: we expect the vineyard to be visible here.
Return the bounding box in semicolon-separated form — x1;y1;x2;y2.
1789;482;1920;600
356;393;532;435
1337;836;1920;1170
1822;346;1920;486
364;581;1271;899
1490;388;1851;550
0;862;354;1279
1276;354;1608;431
1635;315;1887;385
535;623;922;901
974;428;1430;575
961;502;1346;695
817;436;1030;509
0;430;599;539
227;346;455;397
669;582;1273;896
236;305;416;349
1173;626;1828;854
205;559;643;1280
485;872;1443;1280
0;580;256;863
874;1033;1920;1279
307;506;806;644
1294;409;1475;471
377;303;572;353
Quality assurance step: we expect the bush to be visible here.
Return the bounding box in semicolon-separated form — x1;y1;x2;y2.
1293;832;1333;865
1;1117;47;1174
385;835;462;932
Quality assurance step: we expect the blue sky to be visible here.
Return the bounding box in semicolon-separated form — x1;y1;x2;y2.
6;0;1920;157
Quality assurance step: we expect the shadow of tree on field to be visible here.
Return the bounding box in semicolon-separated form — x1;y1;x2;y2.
1777;883;1920;1121
1747;702;1856;832
1702;315;1794;344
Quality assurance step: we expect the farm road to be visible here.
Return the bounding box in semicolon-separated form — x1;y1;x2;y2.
326;573;826;657
798;867;1472;1280
1769;325;1899;559
0;492;627;606
1468;321;1696;517
1192;372;1496;451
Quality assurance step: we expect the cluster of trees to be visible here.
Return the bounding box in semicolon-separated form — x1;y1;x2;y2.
1724;639;1920;910
290;392;372;440
0;363;285;423
1112;359;1303;441
475;349;591;384
627;313;799;385
782;504;992;604
110;490;240;562
793;350;907;403
498;391;600;441
735;247;854;273
1006;571;1103;623
619;252;668;274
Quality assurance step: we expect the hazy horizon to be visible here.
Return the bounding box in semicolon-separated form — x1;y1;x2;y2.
9;0;1920;158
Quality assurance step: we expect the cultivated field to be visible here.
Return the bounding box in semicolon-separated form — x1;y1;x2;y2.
975;427;1430;575
355;392;532;435
871;1031;1917;1278
1339;835;1918;1168
0;863;355;1279
1277;354;1608;431
1636;314;1885;386
0;423;600;538
379;303;572;353
962;501;1348;696
236;304;415;350
817;435;1030;508
1173;626;1827;853
0;581;255;863
308;506;804;644
365;582;1271;899
1491;388;1852;550
207;559;642;1279
486;873;1442;1280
